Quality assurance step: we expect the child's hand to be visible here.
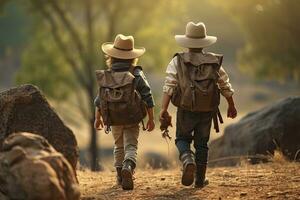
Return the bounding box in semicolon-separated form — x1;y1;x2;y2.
227;105;237;119
94;118;104;130
159;110;171;122
159;109;172;131
146;119;155;132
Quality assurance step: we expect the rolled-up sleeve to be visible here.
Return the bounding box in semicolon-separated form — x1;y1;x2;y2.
163;58;178;96
217;66;234;98
94;94;101;108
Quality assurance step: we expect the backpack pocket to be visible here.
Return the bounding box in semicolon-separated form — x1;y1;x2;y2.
171;86;181;107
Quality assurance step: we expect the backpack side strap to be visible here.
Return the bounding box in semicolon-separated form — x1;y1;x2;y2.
213;108;224;133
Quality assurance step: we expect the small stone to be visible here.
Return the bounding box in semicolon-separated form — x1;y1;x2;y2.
240;192;247;196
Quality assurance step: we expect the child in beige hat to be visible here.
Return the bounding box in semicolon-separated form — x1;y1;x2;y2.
94;34;155;190
160;22;237;188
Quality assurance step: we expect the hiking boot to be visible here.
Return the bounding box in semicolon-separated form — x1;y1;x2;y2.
121;159;135;190
195;164;209;188
180;151;196;186
116;167;122;185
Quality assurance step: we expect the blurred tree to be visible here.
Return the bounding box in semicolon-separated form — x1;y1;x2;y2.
14;0;183;171
0;0;9;12
16;29;74;100
0;1;28;55
214;0;300;83
0;1;29;89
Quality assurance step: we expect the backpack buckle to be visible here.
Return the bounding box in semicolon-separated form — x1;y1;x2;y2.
108;89;123;101
113;89;122;98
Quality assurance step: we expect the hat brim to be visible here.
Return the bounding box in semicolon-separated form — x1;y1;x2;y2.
175;35;217;48
101;42;145;59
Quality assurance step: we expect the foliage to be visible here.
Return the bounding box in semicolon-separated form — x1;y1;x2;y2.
11;0;185;170
214;0;300;82
16;0;184;97
15;29;75;100
0;0;29;56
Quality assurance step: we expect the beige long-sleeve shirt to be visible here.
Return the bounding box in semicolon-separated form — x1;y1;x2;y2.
163;56;234;98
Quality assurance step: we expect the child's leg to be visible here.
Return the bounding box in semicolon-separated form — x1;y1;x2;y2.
175;108;198;186
121;124;139;190
112;125;125;185
175;108;196;156
123;124;139;165
193;112;212;164
193;112;213;187
112;126;125;168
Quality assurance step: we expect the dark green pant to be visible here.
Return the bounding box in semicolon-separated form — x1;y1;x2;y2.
175;108;213;164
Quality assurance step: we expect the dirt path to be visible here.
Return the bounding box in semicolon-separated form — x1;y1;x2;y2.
79;163;300;200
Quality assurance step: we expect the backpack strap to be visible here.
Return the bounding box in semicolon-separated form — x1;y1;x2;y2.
213;108;223;133
174;52;223;67
133;66;143;76
205;52;224;133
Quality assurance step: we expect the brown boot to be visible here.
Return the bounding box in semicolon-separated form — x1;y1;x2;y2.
116;167;122;185
121;160;135;190
180;151;196;186
195;164;209;188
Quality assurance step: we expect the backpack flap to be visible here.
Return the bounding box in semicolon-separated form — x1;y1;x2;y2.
180;52;222;66
95;69;146;126
96;70;135;103
180;52;222;81
190;64;219;81
95;70;135;88
173;52;222;112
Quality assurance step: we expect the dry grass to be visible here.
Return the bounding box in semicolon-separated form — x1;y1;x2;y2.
78;162;300;200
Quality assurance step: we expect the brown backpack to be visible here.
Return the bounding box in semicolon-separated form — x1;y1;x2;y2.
96;69;147;127
171;52;223;112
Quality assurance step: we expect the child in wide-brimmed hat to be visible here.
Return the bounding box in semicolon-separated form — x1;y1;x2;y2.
160;22;237;188
94;34;155;190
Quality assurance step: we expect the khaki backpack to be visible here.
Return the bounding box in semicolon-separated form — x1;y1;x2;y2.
171;52;223;112
171;52;224;132
96;69;147;128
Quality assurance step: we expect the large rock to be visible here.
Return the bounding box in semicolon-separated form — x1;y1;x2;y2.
0;132;80;200
0;84;78;169
209;97;300;165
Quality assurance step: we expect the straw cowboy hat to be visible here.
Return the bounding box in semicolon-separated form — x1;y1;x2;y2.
175;22;217;48
102;34;145;59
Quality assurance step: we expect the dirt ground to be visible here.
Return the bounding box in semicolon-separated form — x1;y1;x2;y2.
78;162;300;200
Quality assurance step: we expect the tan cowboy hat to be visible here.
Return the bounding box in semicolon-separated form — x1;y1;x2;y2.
175;22;217;48
101;34;145;59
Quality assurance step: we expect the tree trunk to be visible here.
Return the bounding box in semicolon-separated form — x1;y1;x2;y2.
89;118;100;171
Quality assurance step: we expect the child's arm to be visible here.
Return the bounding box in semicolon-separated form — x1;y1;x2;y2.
217;66;237;119
134;68;155;131
160;57;178;121
225;96;237;119
94;108;104;130
146;107;155;132
160;93;171;120
94;95;104;130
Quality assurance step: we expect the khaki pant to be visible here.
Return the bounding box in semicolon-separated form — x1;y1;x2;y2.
111;124;139;168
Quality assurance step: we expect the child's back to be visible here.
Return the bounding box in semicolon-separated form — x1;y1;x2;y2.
160;22;237;188
94;34;155;190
